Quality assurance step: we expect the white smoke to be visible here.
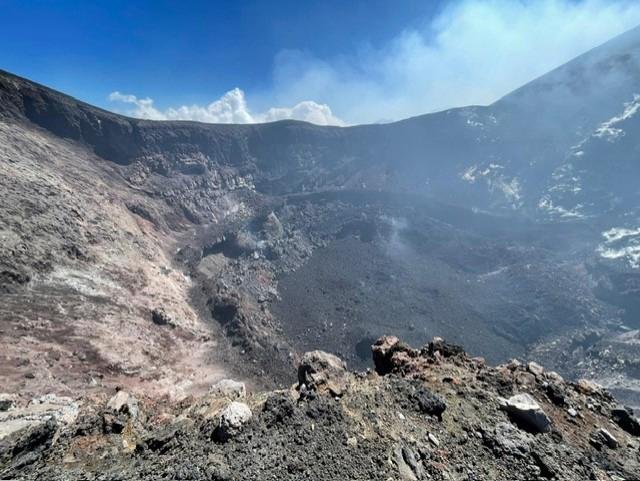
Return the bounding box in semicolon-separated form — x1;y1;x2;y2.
109;0;640;126
266;0;640;124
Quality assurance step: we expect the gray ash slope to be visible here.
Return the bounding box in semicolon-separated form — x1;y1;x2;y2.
2;25;640;409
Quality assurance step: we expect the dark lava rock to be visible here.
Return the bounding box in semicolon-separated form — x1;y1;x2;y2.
389;377;446;418
209;295;240;326
0;395;14;412
151;308;172;326
139;419;192;453
262;393;296;426
412;383;447;418
545;383;566;407
371;336;416;375
0;419;56;471
425;337;465;358
611;406;640;436
483;422;532;456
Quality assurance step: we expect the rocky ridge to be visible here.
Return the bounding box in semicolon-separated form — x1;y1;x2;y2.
2;337;640;480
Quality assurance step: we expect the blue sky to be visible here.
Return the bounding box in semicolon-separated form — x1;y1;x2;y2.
2;0;640;125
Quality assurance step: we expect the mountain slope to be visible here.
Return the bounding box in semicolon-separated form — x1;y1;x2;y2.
2;25;640;409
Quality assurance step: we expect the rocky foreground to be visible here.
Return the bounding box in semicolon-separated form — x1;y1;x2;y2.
1;337;640;481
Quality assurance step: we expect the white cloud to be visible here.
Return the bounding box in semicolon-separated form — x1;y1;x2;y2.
109;0;640;126
109;88;343;126
108;91;165;120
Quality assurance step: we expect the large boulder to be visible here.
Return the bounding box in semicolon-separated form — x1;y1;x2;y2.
575;379;603;396
372;336;416;375
500;393;551;433
1;394;78;469
298;350;348;396
611;406;640;436
425;337;465;358
0;417;56;469
215;402;252;442
595;428;619;449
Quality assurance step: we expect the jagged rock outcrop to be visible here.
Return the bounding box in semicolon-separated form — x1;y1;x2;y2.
297;350;349;396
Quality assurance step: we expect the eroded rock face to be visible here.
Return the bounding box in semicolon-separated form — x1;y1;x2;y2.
595;428;619;449
500;393;551;434
298;350;348;396
425;337;465;358
263;212;283;238
575;379;603;396
103;391;139;435
483;422;534;456
372;336;417;375
0;417;56;470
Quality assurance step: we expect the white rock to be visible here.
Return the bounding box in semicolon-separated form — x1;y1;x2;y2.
29;394;80;425
598;428;619;449
298;350;348;395
209;379;247;399
216;401;252;441
428;432;440;447
567;408;578;417
500;393;551;433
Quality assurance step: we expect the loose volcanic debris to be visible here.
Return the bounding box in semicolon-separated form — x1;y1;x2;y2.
2;336;640;481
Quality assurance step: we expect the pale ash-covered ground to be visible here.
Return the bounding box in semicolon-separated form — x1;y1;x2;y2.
0;119;238;400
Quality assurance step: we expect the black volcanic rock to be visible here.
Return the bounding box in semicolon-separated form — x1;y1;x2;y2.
611;406;640;436
3;338;640;481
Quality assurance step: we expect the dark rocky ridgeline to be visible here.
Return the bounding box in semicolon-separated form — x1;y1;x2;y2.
4;25;640;219
2;337;639;481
